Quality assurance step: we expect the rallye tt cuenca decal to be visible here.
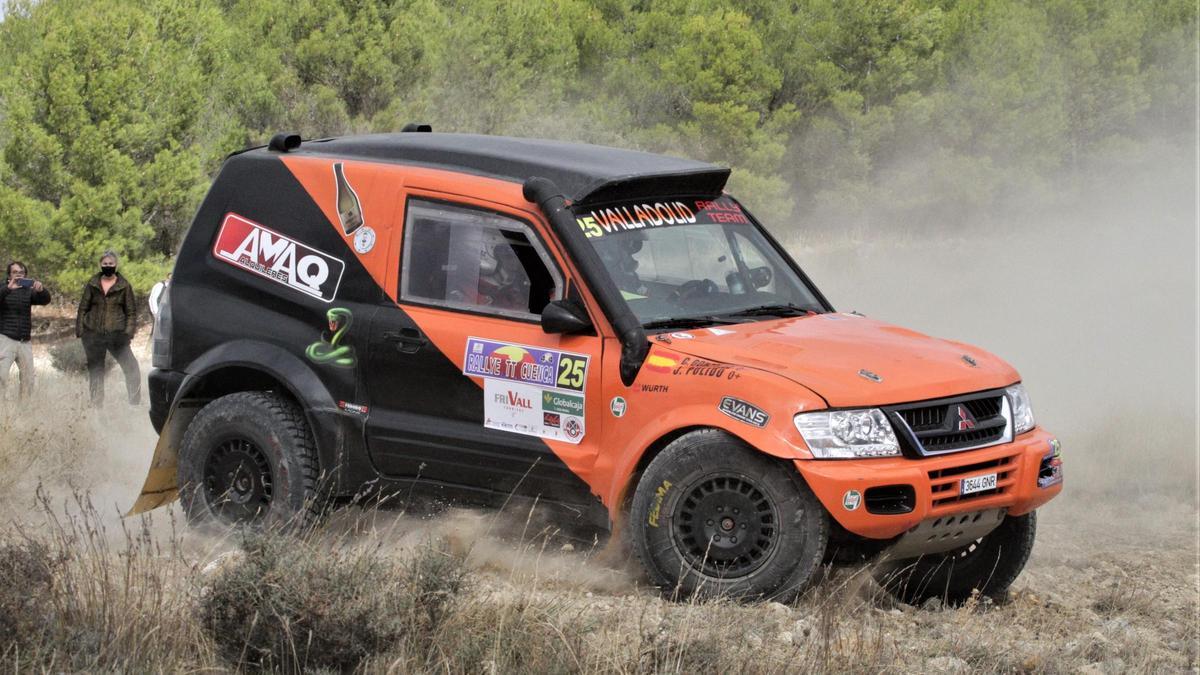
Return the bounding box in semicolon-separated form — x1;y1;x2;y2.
463;337;590;444
213;213;346;302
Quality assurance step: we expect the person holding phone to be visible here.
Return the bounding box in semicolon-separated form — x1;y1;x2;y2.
0;261;51;399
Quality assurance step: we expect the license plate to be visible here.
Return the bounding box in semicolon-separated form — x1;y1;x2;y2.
961;473;998;495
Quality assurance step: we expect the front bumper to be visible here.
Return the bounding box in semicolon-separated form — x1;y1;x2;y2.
796;427;1063;539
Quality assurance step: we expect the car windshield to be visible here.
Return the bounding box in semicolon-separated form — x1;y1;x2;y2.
574;196;825;327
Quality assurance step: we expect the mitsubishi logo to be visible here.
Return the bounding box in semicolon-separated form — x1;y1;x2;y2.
956;405;977;431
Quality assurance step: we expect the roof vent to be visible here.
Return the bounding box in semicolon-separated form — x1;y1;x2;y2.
268;133;302;152
401;123;432;133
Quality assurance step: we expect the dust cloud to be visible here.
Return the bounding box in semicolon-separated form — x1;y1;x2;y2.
784;137;1198;535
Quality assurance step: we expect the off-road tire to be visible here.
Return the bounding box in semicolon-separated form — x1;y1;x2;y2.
874;511;1037;606
630;429;829;601
178;391;320;530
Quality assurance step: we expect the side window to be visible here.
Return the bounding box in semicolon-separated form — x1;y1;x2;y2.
400;199;561;318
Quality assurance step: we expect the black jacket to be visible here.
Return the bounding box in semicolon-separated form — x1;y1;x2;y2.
77;274;137;338
0;284;52;341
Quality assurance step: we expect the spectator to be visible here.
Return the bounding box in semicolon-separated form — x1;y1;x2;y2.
76;251;140;406
0;261;51;399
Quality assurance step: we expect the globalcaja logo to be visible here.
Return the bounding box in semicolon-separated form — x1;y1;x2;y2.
213;213;346;302
542;391;584;415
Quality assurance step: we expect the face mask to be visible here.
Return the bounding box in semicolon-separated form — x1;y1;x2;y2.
101;266;117;277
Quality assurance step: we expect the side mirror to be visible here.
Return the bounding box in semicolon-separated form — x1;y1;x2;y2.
541;299;593;334
749;266;772;289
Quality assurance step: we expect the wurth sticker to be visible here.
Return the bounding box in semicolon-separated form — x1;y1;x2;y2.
213;213;346;302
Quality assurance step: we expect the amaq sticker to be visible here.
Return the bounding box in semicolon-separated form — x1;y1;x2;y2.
212;213;346;302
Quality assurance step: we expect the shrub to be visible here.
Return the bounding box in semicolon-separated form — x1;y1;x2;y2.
0;540;56;654
48;340;111;375
200;534;469;672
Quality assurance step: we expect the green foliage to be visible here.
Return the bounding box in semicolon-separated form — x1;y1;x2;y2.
0;0;1193;280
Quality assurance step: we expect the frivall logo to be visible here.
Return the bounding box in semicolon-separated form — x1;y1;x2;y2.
956;404;977;431
718;397;769;428
213;213;346;302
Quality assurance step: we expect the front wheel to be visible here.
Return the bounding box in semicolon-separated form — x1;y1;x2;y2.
629;430;829;601
178;391;321;530
873;511;1037;606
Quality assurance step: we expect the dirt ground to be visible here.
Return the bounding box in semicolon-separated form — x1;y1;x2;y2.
0;338;1194;672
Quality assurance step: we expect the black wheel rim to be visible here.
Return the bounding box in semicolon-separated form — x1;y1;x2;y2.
672;474;779;579
203;438;274;522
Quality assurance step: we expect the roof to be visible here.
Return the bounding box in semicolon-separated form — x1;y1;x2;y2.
273;133;731;205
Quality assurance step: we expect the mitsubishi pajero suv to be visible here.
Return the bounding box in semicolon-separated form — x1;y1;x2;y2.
135;129;1064;602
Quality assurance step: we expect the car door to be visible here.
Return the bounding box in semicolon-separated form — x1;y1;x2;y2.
364;193;606;505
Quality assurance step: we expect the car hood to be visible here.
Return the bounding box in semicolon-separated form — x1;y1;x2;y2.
654;313;1019;407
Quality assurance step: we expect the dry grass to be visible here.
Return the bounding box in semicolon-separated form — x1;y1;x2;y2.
0;354;1195;673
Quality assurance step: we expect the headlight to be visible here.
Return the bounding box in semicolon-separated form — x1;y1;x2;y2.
793;408;901;459
1006;384;1035;435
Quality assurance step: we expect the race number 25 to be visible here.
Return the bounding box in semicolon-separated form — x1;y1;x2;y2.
556;355;587;391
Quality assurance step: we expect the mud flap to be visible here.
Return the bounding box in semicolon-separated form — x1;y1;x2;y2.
127;404;200;515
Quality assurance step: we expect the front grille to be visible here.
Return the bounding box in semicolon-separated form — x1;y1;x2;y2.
928;455;1017;508
887;390;1011;456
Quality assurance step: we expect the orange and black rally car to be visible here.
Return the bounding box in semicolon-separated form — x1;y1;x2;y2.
134;128;1063;602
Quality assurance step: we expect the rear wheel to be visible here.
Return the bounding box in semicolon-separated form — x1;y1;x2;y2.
874;511;1037;606
178;391;320;530
629;430;828;601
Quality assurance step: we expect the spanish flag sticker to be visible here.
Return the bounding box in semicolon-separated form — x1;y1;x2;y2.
645;352;678;374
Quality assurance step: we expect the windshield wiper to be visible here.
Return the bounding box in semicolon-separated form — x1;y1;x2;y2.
721;303;820;319
642;315;739;331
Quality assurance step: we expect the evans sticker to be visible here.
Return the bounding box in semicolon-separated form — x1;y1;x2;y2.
463;337;589;392
718;396;769;428
213;213;346;302
483;380;585;444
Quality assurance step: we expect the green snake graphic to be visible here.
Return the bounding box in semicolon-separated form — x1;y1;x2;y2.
306;307;356;368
